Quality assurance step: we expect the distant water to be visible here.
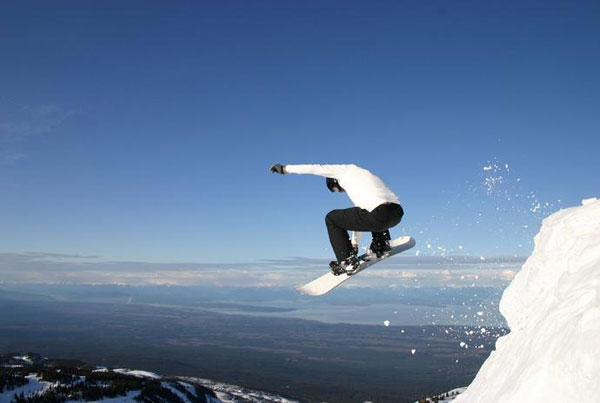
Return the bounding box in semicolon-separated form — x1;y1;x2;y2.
200;300;506;328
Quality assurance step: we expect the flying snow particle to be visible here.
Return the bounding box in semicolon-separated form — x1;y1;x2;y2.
477;311;484;316
411;349;416;355
383;320;390;327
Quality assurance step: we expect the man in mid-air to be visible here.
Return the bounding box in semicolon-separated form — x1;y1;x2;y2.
270;163;404;275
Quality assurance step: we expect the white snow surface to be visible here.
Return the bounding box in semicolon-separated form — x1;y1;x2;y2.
162;381;192;403
415;387;466;402
455;198;600;403
182;377;298;403
12;356;33;364
112;368;161;379
0;374;54;403
65;390;142;402
0;373;143;403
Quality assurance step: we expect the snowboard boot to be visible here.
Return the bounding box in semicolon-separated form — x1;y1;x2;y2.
329;255;360;276
370;230;391;258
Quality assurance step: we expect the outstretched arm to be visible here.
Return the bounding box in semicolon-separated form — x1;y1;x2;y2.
281;164;354;179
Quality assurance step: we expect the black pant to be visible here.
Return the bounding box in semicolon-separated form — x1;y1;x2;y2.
325;203;404;261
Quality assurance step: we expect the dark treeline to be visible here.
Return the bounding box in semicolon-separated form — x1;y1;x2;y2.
0;354;218;403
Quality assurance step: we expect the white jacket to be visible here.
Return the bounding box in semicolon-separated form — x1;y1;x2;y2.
284;164;400;212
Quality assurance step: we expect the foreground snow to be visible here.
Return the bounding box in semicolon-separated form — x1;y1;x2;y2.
113;368;162;379
181;377;299;403
455;198;600;402
415;387;466;402
0;354;296;403
66;390;141;403
0;374;54;403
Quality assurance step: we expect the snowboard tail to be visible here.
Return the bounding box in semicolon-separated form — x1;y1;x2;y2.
296;236;416;296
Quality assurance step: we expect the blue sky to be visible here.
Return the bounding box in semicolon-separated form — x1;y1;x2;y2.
1;0;599;266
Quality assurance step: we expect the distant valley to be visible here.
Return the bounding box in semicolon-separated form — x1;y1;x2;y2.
0;286;505;402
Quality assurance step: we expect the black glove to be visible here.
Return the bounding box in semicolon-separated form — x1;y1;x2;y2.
270;164;286;174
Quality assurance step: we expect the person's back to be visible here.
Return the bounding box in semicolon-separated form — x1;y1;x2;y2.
283;164;399;211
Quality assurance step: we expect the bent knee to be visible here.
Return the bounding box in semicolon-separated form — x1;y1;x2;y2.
325;211;335;225
325;210;341;226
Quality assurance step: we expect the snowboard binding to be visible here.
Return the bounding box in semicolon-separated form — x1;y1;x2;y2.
329;255;360;276
370;230;392;258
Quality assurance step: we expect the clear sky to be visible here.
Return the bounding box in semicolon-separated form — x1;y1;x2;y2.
1;0;599;265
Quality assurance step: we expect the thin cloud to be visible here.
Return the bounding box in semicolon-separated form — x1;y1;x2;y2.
1;152;25;165
0;252;525;288
22;252;101;259
0;103;77;165
0;104;75;141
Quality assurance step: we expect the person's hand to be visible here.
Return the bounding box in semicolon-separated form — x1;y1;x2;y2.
270;164;286;174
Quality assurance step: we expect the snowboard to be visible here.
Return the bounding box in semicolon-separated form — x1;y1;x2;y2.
296;236;416;296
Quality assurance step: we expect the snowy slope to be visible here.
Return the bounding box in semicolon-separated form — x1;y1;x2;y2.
455;198;600;402
0;374;54;403
0;354;220;402
1;353;296;402
181;377;299;403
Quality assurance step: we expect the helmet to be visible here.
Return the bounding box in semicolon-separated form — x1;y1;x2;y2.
326;178;345;193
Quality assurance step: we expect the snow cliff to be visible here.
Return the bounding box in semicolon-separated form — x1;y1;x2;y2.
456;198;600;402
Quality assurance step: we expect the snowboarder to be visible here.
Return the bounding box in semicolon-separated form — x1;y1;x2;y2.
270;163;404;275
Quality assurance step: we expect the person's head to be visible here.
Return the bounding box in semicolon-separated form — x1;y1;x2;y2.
326;178;345;193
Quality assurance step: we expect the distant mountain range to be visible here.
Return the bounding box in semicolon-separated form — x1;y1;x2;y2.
0;353;297;403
